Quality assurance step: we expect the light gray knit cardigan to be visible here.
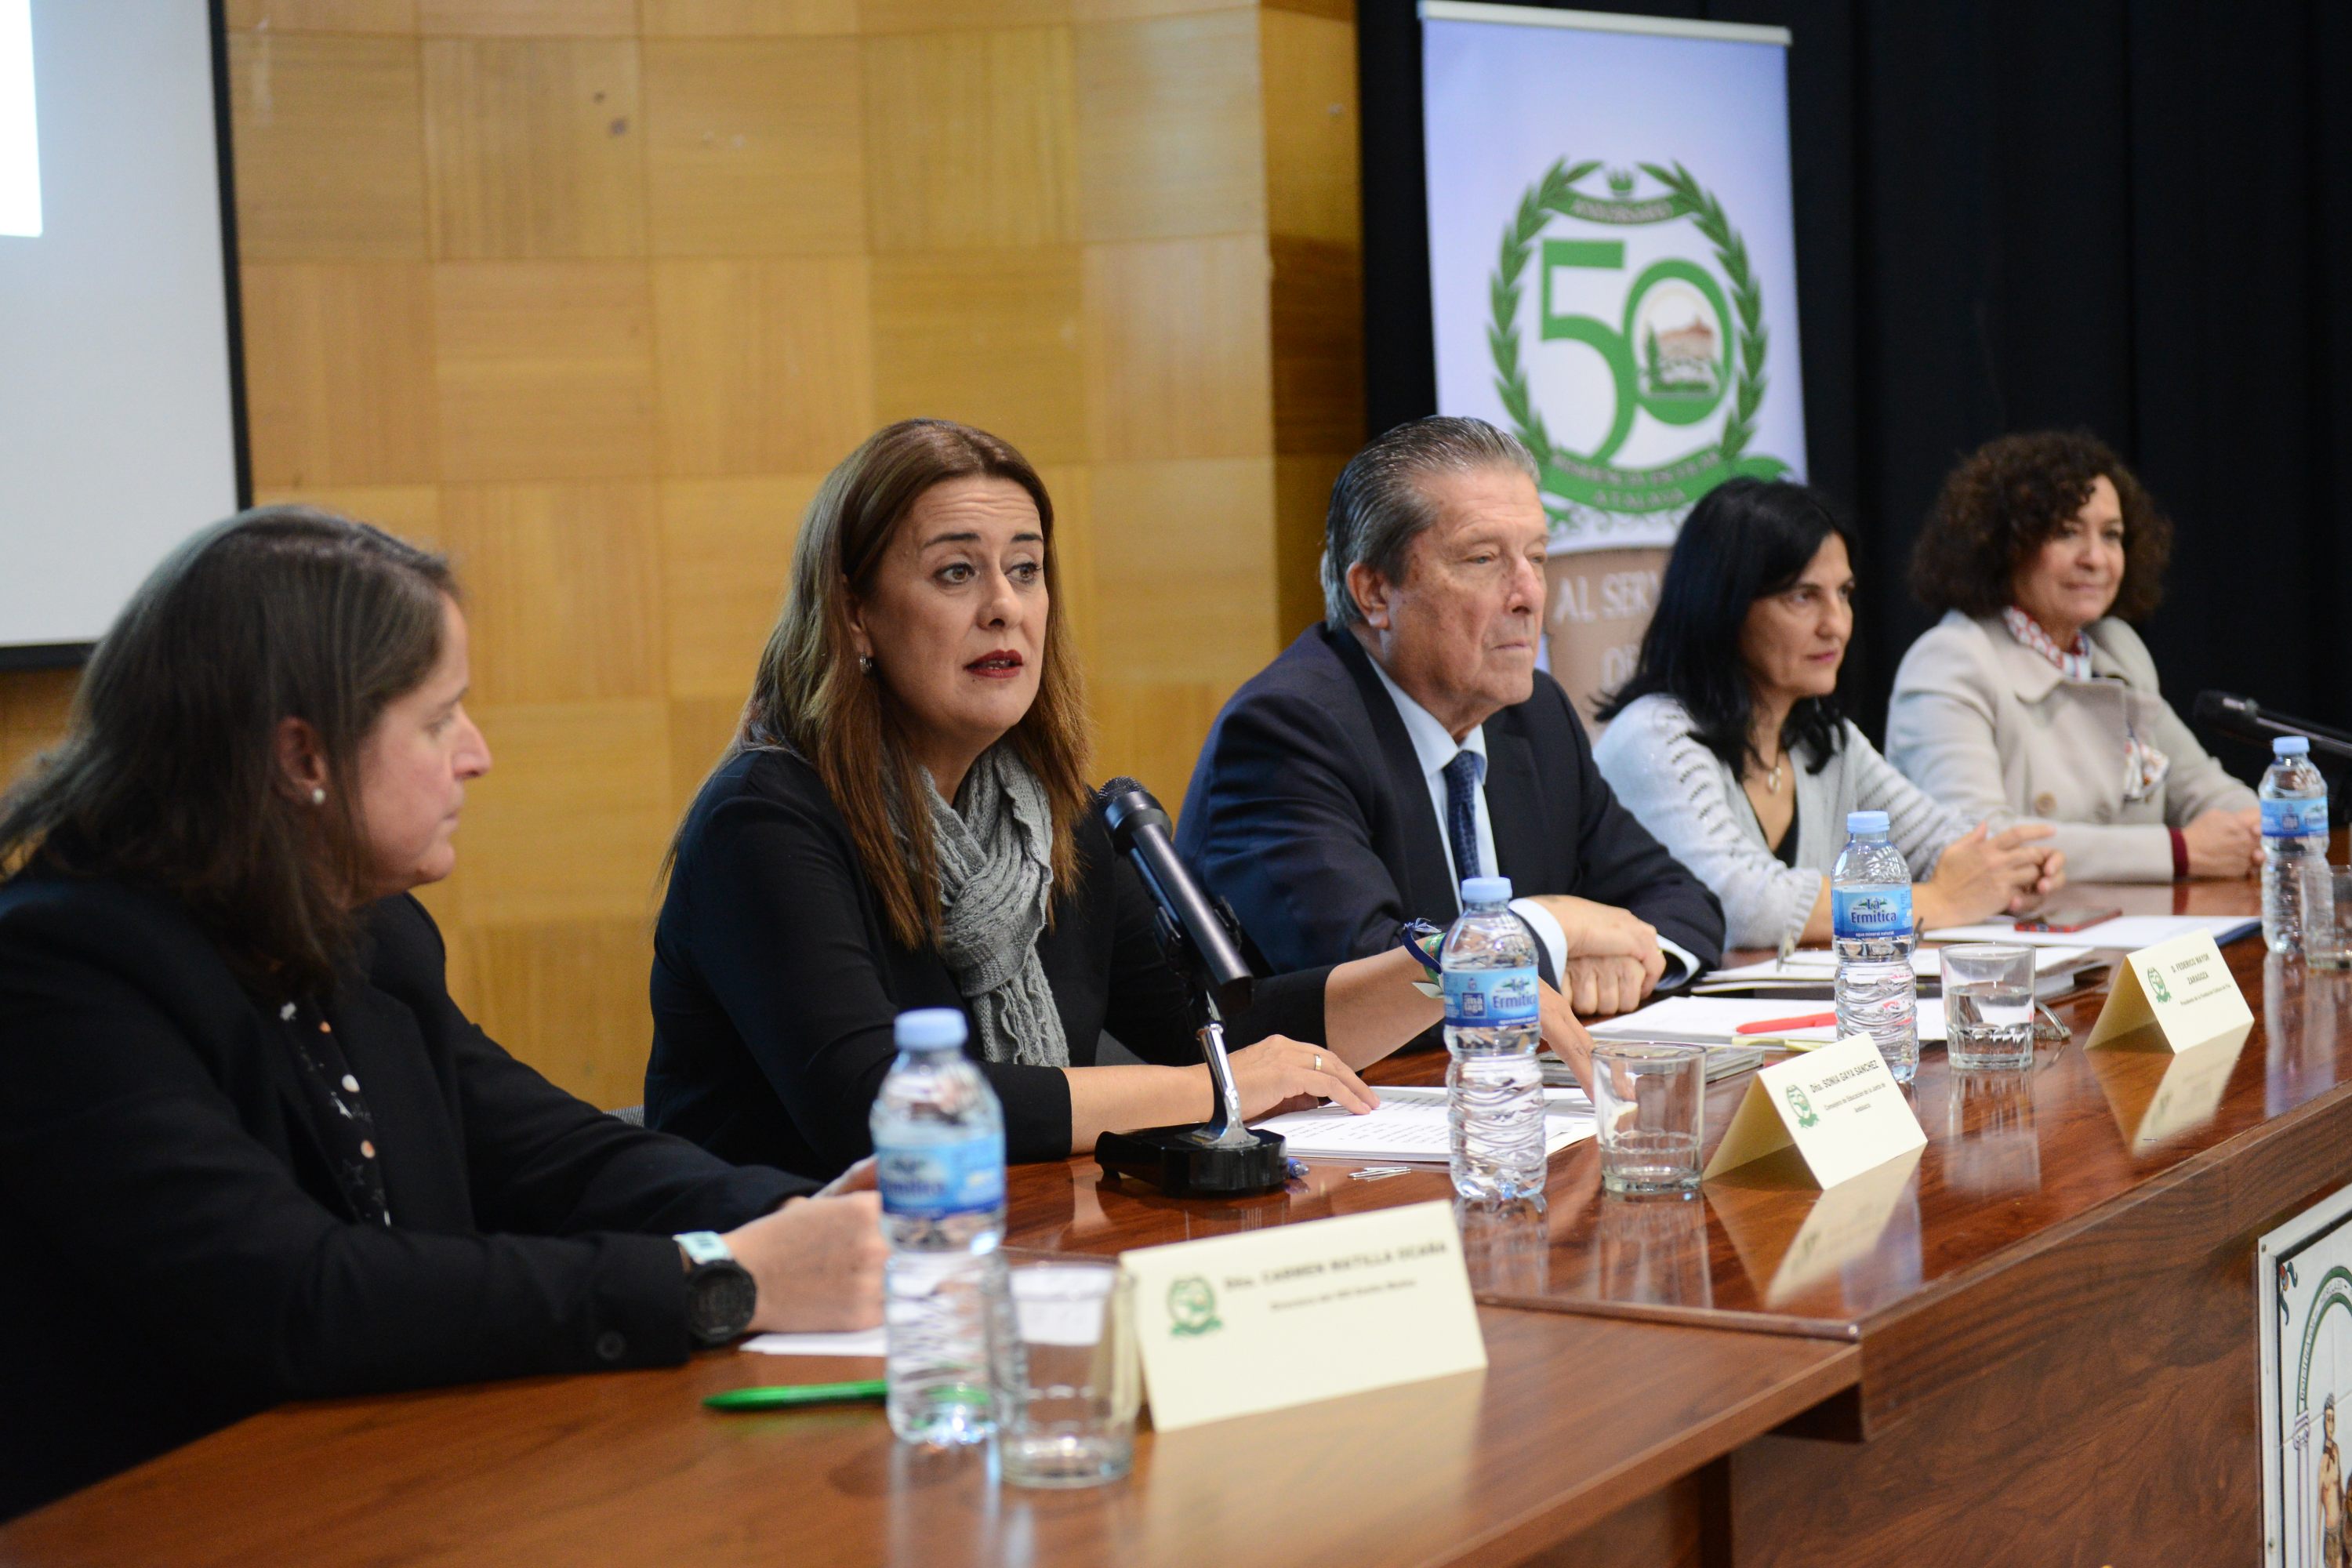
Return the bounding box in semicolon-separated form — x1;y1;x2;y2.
1591;694;1969;950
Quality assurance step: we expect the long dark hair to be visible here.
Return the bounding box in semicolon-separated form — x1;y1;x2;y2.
678;419;1092;951
1596;478;1853;775
0;507;457;998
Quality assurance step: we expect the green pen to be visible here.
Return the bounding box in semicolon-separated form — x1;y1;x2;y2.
703;1380;887;1412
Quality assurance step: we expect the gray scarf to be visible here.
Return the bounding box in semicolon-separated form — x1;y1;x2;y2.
918;746;1070;1068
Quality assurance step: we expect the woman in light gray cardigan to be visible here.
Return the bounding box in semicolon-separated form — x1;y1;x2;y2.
1885;431;2258;884
1593;481;2063;951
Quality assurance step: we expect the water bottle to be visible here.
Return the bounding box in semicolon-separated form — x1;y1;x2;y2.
1442;876;1547;1201
2262;735;2333;955
872;1007;1008;1447
1832;810;1919;1083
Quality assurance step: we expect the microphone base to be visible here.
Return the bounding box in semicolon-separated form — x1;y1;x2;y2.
1093;1125;1290;1198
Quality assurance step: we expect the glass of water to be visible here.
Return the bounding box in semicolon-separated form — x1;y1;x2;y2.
1592;1041;1705;1196
2308;869;2352;970
1940;943;2037;1069
997;1258;1138;1489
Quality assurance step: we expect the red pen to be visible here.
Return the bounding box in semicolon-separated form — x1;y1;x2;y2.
1733;1011;1838;1036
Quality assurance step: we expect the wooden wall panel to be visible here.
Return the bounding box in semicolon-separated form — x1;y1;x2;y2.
1084;236;1275;462
242;263;441;488
227;32;429;260
641;38;866;256
433;260;656;480
437;481;667;705
862;27;1080;252
415;0;638;35
652;258;875;474
0;1;1369;1104
642;0;860;34
1073;11;1265;242
225;0;419;32
421;38;647;260
656;476;817;700
1259;8;1358;245
870;248;1087;464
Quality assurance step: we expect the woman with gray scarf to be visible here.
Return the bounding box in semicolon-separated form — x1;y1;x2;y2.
646;420;1595;1181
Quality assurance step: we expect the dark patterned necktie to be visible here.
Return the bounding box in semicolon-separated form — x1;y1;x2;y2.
1443;749;1486;887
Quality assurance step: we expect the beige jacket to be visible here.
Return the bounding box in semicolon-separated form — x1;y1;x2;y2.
1884;611;2256;883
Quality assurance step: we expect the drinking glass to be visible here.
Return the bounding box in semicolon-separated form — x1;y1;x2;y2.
996;1258;1139;1489
1941;943;2037;1069
2307;869;2352;970
1591;1041;1705;1195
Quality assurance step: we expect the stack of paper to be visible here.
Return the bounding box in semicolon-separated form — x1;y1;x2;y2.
1257;1084;1594;1162
1699;944;2099;998
1920;913;2258;949
1588;994;1949;1046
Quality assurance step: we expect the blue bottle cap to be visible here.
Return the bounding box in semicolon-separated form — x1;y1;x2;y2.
1847;810;1891;835
894;1007;967;1050
1461;875;1514;906
2276;735;2311;756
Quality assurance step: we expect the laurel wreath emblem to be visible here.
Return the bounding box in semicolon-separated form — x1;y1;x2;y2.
1488;158;1769;475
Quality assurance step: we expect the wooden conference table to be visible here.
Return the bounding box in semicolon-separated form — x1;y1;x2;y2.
7;873;2347;1566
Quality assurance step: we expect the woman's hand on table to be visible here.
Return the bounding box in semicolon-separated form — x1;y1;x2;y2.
1221;1034;1380;1120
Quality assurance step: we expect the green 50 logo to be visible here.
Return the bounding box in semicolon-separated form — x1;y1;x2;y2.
1490;160;1789;528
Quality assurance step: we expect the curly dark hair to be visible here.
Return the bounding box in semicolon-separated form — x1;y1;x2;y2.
1908;430;2172;621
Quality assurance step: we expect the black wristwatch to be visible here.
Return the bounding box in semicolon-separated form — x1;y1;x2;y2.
676;1231;757;1347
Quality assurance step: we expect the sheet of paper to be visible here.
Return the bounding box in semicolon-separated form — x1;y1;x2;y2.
1703;1033;1927;1188
1123;1201;1486;1431
1700;945;2095;989
2085;929;2257;1054
740;1327;887;1357
1921;914;2258;949
1258;1085;1593;1162
1587;996;1946;1045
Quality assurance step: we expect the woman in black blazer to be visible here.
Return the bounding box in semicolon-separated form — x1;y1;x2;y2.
647;420;1594;1179
0;511;881;1520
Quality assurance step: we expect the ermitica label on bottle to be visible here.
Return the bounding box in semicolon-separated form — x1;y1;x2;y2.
1443;966;1541;1027
877;1136;1006;1218
1831;887;1913;939
2262;798;2328;839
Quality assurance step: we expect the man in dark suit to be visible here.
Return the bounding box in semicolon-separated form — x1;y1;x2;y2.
1178;416;1723;1015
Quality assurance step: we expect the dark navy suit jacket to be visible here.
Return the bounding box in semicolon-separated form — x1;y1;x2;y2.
1177;625;1726;979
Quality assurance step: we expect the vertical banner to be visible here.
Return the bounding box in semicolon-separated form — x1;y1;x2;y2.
1421;3;1806;723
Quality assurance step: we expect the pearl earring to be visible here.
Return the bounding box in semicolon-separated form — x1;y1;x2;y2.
310;787;326;806
858;654;875;675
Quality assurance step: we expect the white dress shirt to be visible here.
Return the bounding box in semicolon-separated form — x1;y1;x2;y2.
1367;655;1693;988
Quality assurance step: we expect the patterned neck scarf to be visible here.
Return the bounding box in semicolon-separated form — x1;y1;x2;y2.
915;746;1071;1069
2002;605;2169;803
2002;605;2094;681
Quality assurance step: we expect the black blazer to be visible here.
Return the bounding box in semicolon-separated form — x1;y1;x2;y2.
645;748;1327;1180
0;869;807;1522
1177;626;1726;978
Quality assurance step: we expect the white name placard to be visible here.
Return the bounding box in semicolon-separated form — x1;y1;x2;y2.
1120;1200;1487;1432
1703;1032;1926;1189
2085;930;2255;1054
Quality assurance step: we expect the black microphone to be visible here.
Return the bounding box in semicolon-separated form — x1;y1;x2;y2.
1096;778;1254;1018
2194;691;2352;760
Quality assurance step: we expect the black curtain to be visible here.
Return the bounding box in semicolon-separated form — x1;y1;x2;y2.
1360;0;2352;784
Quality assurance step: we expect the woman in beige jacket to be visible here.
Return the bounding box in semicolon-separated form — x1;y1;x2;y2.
1885;430;2259;884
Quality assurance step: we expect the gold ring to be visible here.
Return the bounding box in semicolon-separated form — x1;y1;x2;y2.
1313;1053;1322;1073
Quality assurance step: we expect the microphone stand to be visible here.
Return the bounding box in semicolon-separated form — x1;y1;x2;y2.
1093;907;1291;1198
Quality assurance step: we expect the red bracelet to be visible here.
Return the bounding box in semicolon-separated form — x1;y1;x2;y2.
2169;826;2190;880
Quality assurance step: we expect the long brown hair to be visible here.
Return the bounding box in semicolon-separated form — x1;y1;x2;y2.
713;419;1091;949
0;507;457;998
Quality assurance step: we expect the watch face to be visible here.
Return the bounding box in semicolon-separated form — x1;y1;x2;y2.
689;1263;758;1344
